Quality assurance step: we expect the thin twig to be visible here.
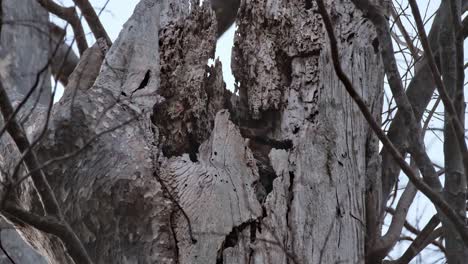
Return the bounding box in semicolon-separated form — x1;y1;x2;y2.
72;0;111;45
394;216;441;264
317;0;468;249
37;0;88;54
407;0;468;184
0;80;93;264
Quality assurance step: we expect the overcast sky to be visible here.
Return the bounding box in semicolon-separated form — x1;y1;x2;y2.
53;0;237;98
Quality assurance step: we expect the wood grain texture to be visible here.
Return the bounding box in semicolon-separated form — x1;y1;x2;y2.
231;1;383;263
0;0;384;263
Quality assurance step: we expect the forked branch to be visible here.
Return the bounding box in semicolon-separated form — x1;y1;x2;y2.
37;0;88;54
0;80;92;264
72;0;112;45
316;0;468;252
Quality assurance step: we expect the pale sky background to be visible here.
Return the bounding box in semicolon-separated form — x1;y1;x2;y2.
53;0;237;98
52;1;463;263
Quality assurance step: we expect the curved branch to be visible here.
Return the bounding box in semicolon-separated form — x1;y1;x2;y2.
386;208;446;254
37;0;88;54
49;23;79;86
0;80;92;264
317;0;468;253
72;0;111;45
390;7;422;60
381;1;468;214
2;203;90;264
394;216;442;264
407;0;468;189
375;180;417;257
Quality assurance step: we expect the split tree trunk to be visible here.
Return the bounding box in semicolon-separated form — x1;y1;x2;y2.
0;0;383;263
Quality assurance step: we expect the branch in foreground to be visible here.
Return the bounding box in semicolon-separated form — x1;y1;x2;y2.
14;114;139;187
0;20;78;142
377;180;417;257
316;0;468;250
0;80;92;264
407;0;468;184
386;207;446;254
380;1;466;219
394;216;441;264
390;7;422;60
0;83;60;216
3;203;91;264
351;1;445;216
349;0;467;250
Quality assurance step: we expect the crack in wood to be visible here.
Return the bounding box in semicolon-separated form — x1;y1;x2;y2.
216;220;257;264
286;170;295;231
133;70;151;94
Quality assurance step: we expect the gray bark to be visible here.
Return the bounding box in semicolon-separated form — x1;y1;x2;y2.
0;0;383;263
49;22;80;86
0;0;51;106
0;0;50;263
441;0;467;263
229;1;383;263
380;0;468;219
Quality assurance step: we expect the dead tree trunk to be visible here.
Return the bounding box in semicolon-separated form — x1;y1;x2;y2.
0;0;383;263
228;1;383;263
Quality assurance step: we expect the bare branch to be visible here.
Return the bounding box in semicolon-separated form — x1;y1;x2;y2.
37;0;88;54
0;19;78;141
422;97;441;137
394;216;442;264
0;83;59;216
2;202;91;264
49;22;79;86
386;207;446;254
390;7;422;60
376;179;417;257
14;114;139;187
381;0;464;216
317;0;468;253
0;80;92;264
72;0;111;45
407;0;468;183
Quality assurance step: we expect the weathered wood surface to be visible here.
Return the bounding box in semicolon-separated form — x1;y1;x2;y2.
0;0;383;263
230;1;383;263
0;0;50;263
